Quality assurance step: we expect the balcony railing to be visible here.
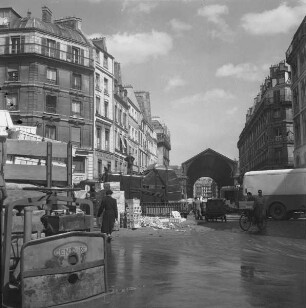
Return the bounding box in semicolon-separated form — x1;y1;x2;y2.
270;135;294;143
0;43;94;68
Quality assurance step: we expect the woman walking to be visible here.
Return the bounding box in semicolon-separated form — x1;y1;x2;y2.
97;189;118;242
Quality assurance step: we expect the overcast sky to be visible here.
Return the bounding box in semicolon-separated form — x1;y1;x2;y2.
3;0;306;165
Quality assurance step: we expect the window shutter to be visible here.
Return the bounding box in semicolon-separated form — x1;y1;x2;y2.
20;36;25;53
56;42;60;58
41;37;47;55
5;36;10;54
67;45;72;61
80;49;84;65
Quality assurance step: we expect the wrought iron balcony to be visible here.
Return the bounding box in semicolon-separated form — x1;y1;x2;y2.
0;42;94;68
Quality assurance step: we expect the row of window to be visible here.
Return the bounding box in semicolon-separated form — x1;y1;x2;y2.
96;97;109;118
7;36;87;66
114;105;127;128
5;92;83;117
44;125;81;146
96;126;110;151
95;73;109;94
95;50;109;69
6;64;88;92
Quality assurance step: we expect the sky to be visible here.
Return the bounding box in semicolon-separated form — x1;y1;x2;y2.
3;0;306;165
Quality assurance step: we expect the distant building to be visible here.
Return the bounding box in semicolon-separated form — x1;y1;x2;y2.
170;165;187;199
237;60;294;175
113;62;129;173
151;116;171;166
124;85;141;173
0;7;94;183
92;37;115;177
286;16;306;168
135;91;158;168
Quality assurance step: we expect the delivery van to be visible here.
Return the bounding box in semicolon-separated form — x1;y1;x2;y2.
242;168;306;220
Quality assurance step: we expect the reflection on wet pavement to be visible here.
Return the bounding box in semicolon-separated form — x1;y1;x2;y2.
101;221;306;308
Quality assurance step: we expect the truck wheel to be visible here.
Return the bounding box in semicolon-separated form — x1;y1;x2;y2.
270;202;286;220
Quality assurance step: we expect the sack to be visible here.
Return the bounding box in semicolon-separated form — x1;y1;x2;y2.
96;215;103;228
113;220;119;231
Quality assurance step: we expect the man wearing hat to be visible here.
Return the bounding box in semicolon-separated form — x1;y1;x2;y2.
97;189;118;242
253;190;266;223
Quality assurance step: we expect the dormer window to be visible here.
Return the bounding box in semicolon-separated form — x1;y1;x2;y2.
11;37;20;54
96;50;100;63
103;54;108;68
47;39;56;57
72;47;80;64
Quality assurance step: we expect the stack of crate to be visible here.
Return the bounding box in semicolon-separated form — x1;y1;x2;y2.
126;198;142;229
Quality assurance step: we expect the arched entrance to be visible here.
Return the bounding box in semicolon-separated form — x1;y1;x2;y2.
181;148;237;198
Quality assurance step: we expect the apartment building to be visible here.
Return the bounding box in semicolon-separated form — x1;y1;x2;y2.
0;6;170;181
124;85;141;173
286;16;306;167
237;60;294;175
0;7;94;183
135;91;158;169
113;62;129;173
92;37;115;178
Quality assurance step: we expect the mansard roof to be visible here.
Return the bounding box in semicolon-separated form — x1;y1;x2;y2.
8;17;92;46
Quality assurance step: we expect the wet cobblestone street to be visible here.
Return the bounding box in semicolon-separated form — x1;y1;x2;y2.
100;215;306;308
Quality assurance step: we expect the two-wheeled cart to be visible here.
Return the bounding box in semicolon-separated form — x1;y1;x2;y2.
204;198;227;222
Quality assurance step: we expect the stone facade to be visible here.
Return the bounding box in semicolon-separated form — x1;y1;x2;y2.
0;7;94;184
151;116;171;166
286;16;306;168
0;6;168;183
237;61;294;175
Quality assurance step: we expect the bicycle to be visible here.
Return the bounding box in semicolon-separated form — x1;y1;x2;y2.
239;208;267;232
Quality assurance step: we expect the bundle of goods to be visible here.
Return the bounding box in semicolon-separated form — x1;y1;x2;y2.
126;198;142;229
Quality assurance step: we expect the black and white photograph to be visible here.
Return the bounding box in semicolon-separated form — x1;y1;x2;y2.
0;0;305;307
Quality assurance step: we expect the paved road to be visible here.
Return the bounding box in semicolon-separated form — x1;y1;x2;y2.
101;216;306;308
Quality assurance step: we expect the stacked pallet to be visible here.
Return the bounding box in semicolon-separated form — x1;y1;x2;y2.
126;198;142;229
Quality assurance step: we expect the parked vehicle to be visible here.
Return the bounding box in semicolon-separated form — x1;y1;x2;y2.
242;168;306;220
204;198;227;222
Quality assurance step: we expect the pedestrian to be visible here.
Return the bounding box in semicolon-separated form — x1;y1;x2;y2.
246;192;254;201
195;197;203;220
97;189;118;242
253;190;265;223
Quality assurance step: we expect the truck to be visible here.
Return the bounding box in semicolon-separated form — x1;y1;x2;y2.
242;168;306;220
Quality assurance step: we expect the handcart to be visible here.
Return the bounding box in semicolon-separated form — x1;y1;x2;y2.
204;198;227;222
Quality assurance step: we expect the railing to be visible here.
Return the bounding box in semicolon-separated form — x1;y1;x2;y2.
0;43;94;68
141;202;192;217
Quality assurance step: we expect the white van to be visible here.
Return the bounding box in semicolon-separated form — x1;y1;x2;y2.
242;168;306;220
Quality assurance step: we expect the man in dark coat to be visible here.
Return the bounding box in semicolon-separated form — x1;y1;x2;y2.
97;189;118;242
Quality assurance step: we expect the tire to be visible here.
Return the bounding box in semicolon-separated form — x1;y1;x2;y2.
239;214;251;231
270;202;287;220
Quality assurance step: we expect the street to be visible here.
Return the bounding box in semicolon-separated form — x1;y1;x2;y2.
101;215;306;308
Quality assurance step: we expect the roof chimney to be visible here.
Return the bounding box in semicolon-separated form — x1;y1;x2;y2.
42;6;52;23
27;11;32;19
54;17;82;30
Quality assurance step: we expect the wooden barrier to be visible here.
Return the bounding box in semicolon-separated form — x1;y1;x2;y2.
4;139;72;187
141;202;191;217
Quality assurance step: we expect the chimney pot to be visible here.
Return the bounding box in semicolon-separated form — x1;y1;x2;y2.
27;11;31;18
42;6;52;23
